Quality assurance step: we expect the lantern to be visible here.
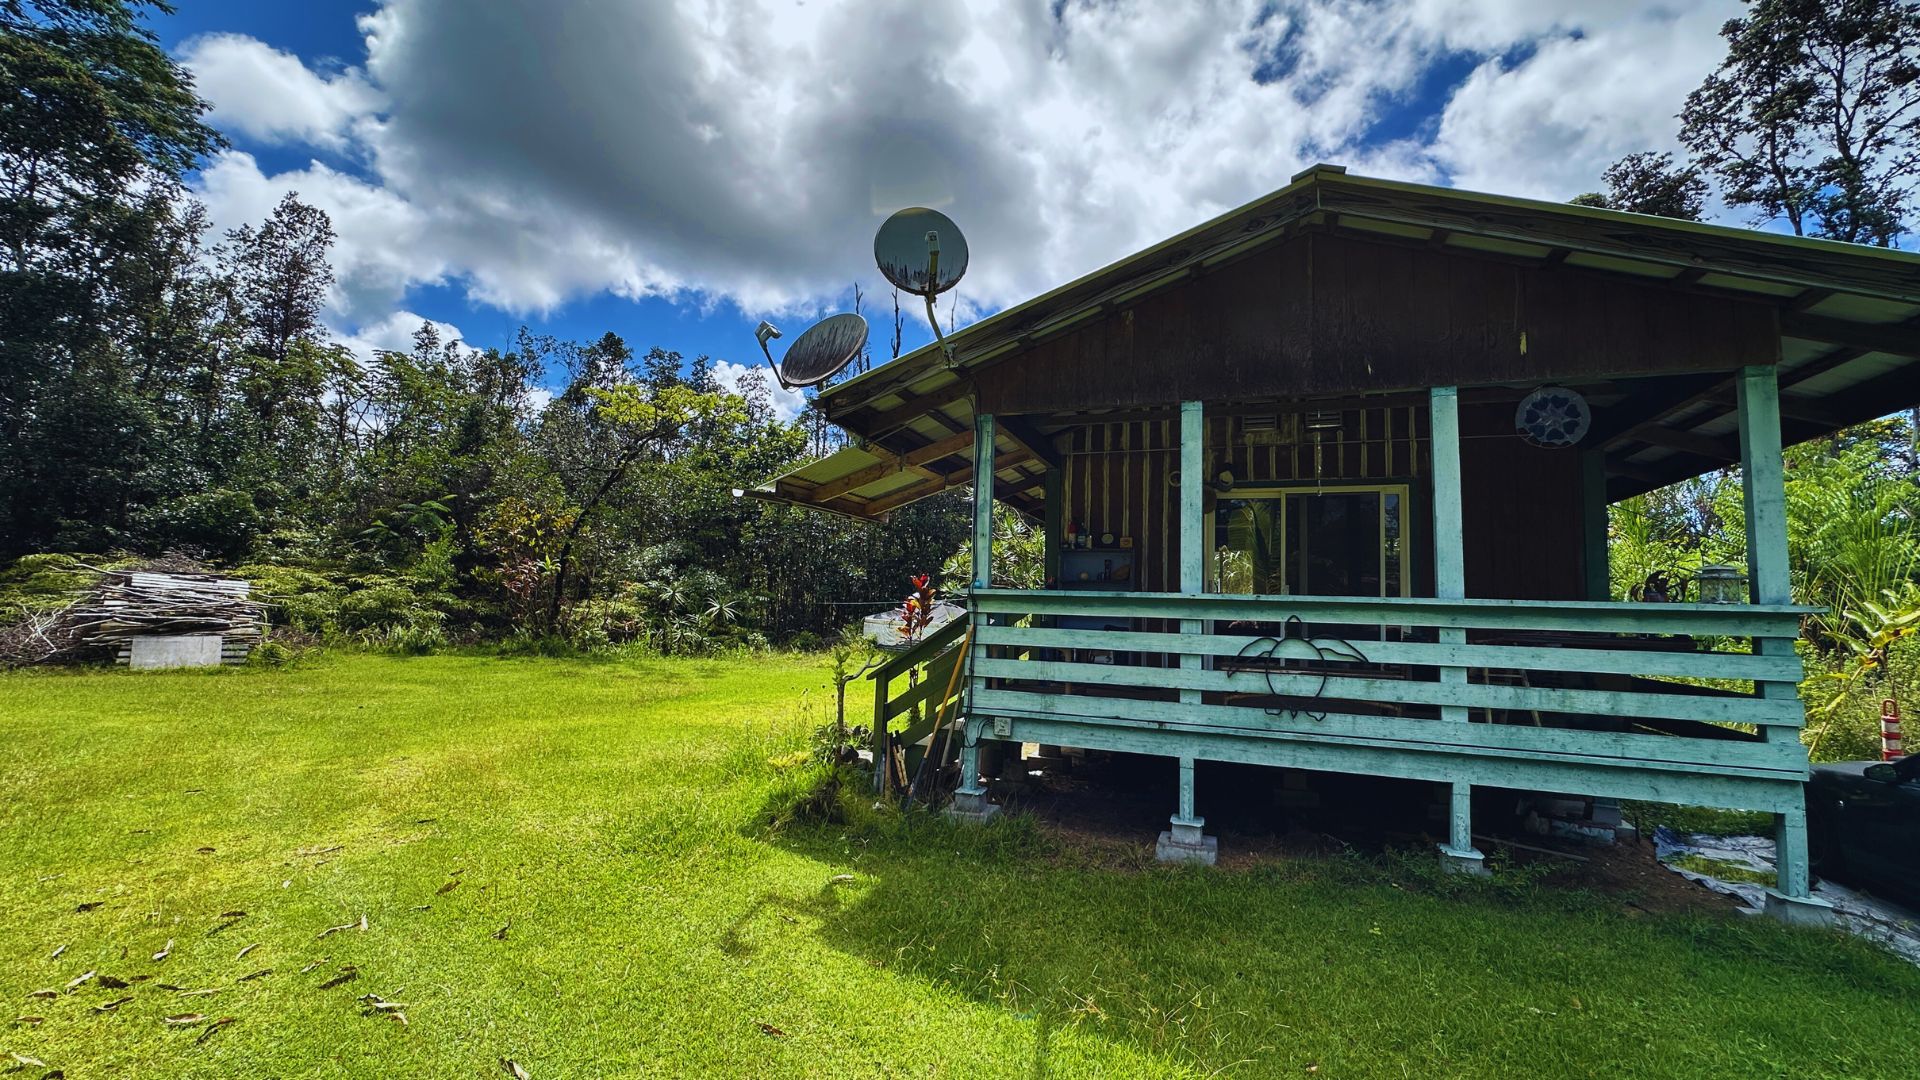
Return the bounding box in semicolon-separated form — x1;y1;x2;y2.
1696;564;1747;605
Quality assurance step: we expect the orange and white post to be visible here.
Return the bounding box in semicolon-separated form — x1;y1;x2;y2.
1882;698;1905;761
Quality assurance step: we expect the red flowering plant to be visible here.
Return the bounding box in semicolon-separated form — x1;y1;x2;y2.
899;573;937;642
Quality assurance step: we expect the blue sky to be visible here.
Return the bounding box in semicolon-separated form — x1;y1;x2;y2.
149;1;1758;414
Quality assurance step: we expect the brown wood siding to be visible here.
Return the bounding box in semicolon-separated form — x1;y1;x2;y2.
1058;408;1428;593
975;232;1780;415
1049;404;1581;601
1458;403;1587;601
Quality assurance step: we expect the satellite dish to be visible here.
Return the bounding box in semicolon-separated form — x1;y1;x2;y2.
756;312;868;390
1515;386;1591;448
875;207;969;364
874;207;968;297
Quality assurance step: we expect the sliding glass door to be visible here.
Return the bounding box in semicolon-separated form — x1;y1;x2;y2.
1210;485;1409;599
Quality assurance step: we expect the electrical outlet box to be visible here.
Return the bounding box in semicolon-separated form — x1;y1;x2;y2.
991;716;1013;738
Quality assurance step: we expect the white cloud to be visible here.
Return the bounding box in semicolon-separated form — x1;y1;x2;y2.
1428;2;1740;199
710;359;807;422
180;33;384;151
333;308;465;365
178;1;1742;348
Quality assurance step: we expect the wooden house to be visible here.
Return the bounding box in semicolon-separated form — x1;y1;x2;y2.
752;165;1920;923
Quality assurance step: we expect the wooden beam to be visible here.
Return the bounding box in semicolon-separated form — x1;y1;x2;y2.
837;378;971;433
996;414;1067;470
1779;312;1920;359
802;430;973;502
1632;424;1736;460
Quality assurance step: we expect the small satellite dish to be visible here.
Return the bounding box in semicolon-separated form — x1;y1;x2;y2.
1515;386;1591;448
757;312;868;390
874;207;968;297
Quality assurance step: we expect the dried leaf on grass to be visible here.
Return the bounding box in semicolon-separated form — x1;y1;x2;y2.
93;996;133;1013
74;902;102;913
155;984;185;992
317;966;358;990
152;939;173;962
235;943;259;961
195;847;215;855
176;988;221;998
500;1058;530;1079
63;971;95;991
492;922;510;940
9;1051;47;1067
96;975;129;990
13;1015;44;1026
316;914;366;940
163;1012;206;1026
47;944;66;961
25;991;57;1000
237;969;272;983
757;1022;788;1037
206;912;246;938
435;880;460;896
194;1016;236;1045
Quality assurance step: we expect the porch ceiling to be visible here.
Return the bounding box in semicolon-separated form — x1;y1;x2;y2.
748;164;1920;520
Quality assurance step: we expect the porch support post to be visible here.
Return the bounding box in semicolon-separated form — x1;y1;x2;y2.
1157;401;1217;864
1043;464;1064;586
1580;449;1611;601
1430;386;1486;875
1737;365;1828;922
949;410;999;823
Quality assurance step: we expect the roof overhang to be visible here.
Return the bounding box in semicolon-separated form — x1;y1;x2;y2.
753;164;1920;517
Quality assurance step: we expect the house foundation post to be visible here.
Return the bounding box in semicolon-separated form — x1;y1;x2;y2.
1738;365;1830;924
1158;756;1217;864
1431;386;1487;875
1156;400;1218;861
949;410;1000;823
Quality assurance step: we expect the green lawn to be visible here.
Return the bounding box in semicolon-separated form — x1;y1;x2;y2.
2;653;1916;1078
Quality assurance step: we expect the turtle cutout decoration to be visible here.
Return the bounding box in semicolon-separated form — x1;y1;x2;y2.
1228;615;1369;722
1514;386;1591;448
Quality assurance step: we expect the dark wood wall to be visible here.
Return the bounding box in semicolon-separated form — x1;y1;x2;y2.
1051;403;1585;600
1458;403;1587;601
1059;407;1429;594
976;232;1780;415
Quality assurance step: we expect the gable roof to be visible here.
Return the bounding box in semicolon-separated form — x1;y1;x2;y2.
752;164;1920;520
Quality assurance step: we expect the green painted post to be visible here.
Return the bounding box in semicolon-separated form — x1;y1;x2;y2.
949;411;998;820
1580;450;1611;601
1179;401;1205;707
1043;465;1064;586
1737;365;1820;914
973;412;997;591
1156;402;1218;863
1430;386;1484;874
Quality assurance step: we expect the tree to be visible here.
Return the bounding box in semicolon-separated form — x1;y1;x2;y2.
1571;151;1709;220
0;0;221;553
541;379;732;626
1680;0;1920;245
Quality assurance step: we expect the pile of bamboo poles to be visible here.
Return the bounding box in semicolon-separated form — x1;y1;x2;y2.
3;568;266;665
66;571;265;648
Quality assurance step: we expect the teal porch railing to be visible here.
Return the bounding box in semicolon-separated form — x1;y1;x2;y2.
966;589;1816;814
867;616;968;791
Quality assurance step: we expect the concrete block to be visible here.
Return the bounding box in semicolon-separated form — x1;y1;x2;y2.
1438;843;1489;877
1763;889;1836;928
128;635;224;670
1156;826;1218;865
945;791;1001;824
